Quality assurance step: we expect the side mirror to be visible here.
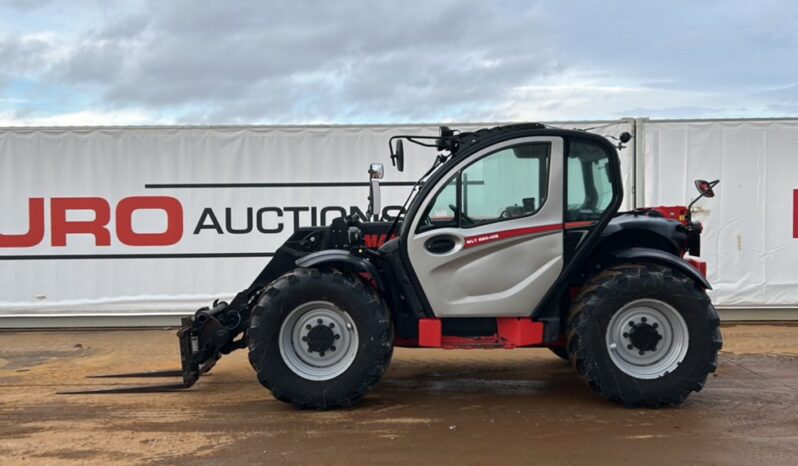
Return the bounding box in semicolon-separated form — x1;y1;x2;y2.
687;179;720;223
369;162;384;179
694;179;718;198
391;140;405;172
614;131;633;150
619;132;632;144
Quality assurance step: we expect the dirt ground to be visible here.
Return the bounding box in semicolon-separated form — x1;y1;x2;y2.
1;324;797;465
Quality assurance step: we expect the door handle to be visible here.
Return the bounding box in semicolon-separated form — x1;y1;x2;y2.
425;236;456;254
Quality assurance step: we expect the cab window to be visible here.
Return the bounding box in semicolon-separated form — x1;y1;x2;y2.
566;140;614;222
419;142;551;231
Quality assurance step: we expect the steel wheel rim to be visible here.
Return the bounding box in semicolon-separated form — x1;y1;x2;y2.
278;301;359;381
606;299;689;380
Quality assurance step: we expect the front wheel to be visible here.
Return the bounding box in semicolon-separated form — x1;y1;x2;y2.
248;268;393;409
567;263;722;407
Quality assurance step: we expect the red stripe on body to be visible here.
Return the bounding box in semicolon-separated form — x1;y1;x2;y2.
463;224;562;249
462;221;596;249
564;221;595;230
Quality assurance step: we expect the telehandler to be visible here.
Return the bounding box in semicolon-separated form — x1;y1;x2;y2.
74;123;722;409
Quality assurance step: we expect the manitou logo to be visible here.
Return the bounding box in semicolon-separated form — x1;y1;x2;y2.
0;197;183;248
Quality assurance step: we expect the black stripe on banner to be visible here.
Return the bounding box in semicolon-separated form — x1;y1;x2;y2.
144;181;419;189
0;252;275;260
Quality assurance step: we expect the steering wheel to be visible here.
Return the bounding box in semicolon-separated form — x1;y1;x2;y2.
449;204;474;226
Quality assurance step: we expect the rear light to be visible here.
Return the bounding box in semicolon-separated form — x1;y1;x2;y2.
687;258;707;278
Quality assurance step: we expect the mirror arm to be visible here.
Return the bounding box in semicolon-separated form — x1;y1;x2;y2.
686;193;705;223
686;179;720;223
389;135;458;150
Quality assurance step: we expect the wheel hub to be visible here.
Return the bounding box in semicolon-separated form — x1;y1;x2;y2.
305;323;338;355
278;301;359;381
606;299;690;379
626;320;662;353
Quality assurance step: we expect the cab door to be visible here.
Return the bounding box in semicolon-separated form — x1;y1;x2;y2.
405;137;564;317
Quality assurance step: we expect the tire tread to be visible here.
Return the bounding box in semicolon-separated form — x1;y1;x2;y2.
247;267;393;410
567;262;722;408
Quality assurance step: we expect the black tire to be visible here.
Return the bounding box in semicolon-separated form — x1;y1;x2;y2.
567;263;722;408
247;267;393;409
548;346;570;361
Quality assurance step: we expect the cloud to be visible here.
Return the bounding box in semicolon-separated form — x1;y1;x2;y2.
0;33;61;80
757;84;798;115
0;108;167;126
496;79;732;121
1;0;798;125
4;0;55;10
80;1;558;123
2;0;564;123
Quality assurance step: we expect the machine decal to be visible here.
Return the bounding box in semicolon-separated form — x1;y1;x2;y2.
462;221;596;249
462;224;562;249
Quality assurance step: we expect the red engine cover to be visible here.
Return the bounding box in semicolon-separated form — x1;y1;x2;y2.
648;205;688;225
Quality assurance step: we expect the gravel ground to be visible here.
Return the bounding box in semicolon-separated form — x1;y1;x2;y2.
1;324;797;465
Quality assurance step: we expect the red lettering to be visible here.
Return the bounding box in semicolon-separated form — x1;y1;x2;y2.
363;233;395;248
0;198;45;247
51;197;111;247
116;196;183;246
363;234;380;248
794;190;798;239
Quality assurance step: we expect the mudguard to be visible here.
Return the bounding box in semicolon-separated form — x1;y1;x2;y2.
610;247;712;290
295;249;385;290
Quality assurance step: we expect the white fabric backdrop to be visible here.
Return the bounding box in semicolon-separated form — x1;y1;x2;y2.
643;119;798;308
0;121;631;315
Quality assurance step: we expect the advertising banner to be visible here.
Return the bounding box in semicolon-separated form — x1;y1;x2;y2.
0;122;631;316
644;119;798;308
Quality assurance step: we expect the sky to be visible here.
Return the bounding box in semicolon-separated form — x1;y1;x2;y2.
1;0;797;126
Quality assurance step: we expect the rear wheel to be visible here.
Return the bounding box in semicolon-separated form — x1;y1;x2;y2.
248;268;393;409
567;263;722;407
